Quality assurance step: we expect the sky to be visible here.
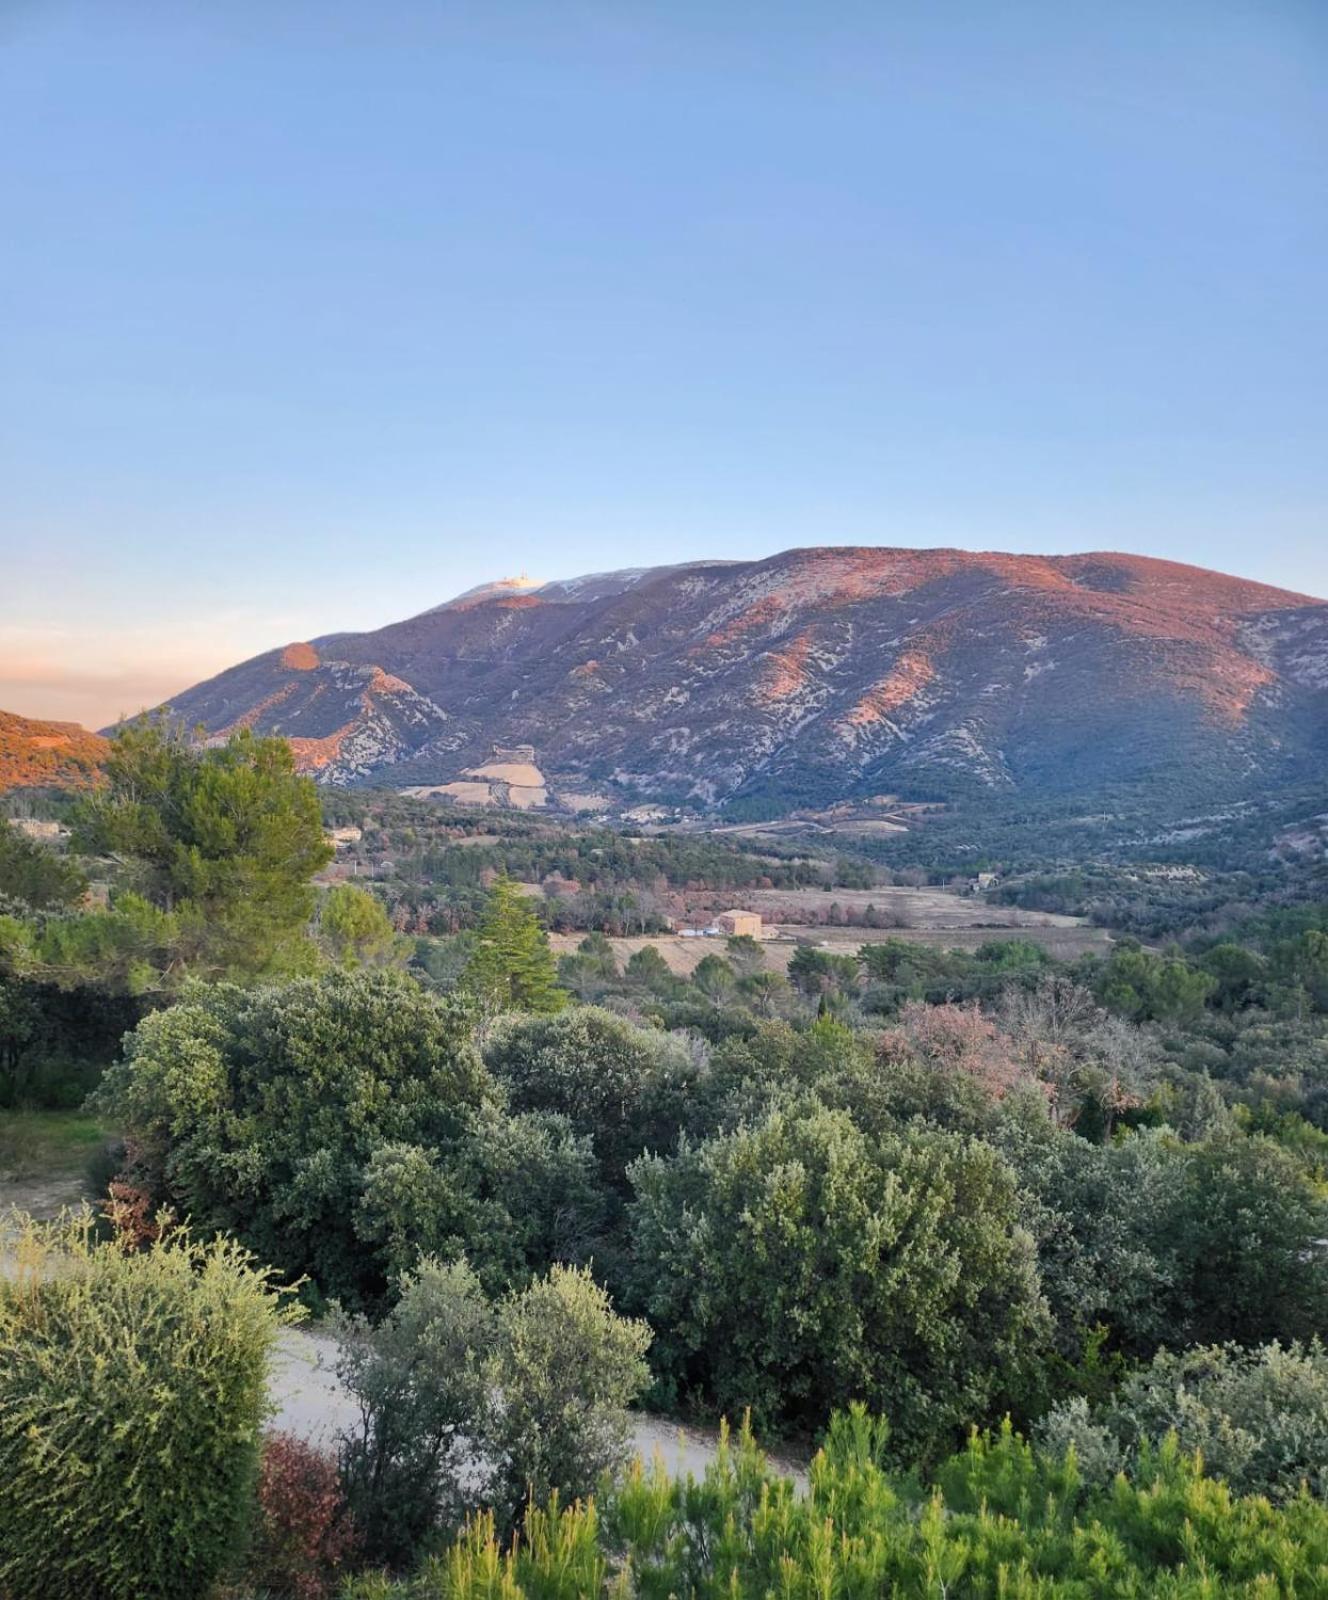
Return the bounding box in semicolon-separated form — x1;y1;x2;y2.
1;1;1325;729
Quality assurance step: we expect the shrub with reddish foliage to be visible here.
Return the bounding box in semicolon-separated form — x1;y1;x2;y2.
247;1432;355;1599
883;999;1035;1102
101;1181;160;1249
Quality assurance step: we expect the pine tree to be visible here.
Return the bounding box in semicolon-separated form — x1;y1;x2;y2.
71;717;332;979
463;876;566;1013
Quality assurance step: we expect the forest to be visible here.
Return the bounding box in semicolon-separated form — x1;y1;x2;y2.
1;724;1327;1599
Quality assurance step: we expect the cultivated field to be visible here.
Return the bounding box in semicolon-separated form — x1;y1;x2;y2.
737;885;1085;928
551;885;1111;975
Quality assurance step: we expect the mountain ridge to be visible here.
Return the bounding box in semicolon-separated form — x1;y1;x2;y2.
143;546;1328;812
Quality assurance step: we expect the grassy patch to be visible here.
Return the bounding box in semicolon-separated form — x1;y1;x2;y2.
0;1111;108;1184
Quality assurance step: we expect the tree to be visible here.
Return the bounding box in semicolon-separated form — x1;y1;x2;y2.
629;1103;1048;1458
0;1213;298;1600
1200;942;1270;1012
788;944;860;1002
998;1122;1328;1360
624;943;676;994
355;1406;1328;1599
0;818;86;909
691;952;736;1001
556;931;619;1002
317;884;402;968
462;876;566;1013
94;969;496;1302
355;1109;605;1292
1002;974;1103;1125
1097;942;1216;1022
725;933;766;978
0;970;142;1108
486;1265;651;1524
1040;1338;1328;1503
331;1258;493;1568
483;1006;698;1189
331;1260;649;1563
1177;1132;1328;1347
886;1000;1033;1102
72;718;332;978
736;968;790;1017
1271;929;1328;1014
0;889;178;996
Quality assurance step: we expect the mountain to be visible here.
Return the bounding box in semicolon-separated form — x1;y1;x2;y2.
156;547;1328;814
0;711;109;794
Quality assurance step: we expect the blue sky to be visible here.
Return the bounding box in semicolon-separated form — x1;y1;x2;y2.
2;1;1325;727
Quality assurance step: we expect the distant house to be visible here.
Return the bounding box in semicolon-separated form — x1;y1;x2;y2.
970;872;998;894
716;909;763;938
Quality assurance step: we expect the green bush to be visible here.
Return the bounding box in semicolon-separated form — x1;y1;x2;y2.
483;1006;698;1186
330;1259;650;1567
331;1258;493;1569
93;969;496;1303
0;1212;299;1600
1041;1338;1328;1503
484;1262;651;1522
629;1102;1047;1457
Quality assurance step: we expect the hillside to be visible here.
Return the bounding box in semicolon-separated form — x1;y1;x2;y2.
0;711;108;794
156;547;1328;814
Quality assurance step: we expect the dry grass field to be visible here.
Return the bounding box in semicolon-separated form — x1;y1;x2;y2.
737;885;1086;929
550;886;1110;975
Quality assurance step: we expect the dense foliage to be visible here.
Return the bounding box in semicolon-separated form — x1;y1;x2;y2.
93;970;496;1303
5;756;1328;1596
461;876;565;1013
72;718;332;978
630;1102;1046;1458
330;1258;649;1565
0;817;86;909
344;1407;1328;1599
0;1215;297;1600
1040;1338;1328;1504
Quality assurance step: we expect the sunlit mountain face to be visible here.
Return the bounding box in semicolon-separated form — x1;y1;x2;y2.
147;547;1328;813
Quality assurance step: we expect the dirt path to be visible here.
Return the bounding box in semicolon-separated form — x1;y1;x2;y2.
0;1173;88;1220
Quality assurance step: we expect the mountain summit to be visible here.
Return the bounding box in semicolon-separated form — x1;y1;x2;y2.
156;547;1328;811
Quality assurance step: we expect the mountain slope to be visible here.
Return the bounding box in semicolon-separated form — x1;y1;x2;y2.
158;547;1328;811
0;711;109;793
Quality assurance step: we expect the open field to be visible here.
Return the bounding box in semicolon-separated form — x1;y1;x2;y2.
552;919;1110;977
736;885;1085;928
552;885;1109;975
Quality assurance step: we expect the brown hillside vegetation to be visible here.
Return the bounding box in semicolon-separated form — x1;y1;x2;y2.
0;710;109;792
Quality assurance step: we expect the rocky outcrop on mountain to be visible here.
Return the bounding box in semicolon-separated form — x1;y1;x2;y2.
157;547;1328;812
